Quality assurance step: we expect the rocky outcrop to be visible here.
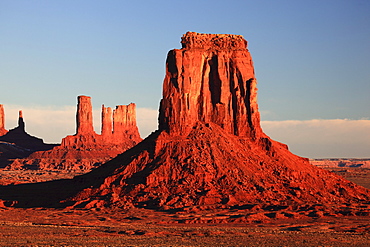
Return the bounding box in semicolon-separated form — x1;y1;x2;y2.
76;96;94;134
1;33;369;215
0;104;7;136
51;32;368;211
159;32;260;138
61;96;100;149
112;103;141;143
7;96;142;171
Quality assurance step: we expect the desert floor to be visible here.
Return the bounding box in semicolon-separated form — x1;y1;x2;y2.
0;167;370;246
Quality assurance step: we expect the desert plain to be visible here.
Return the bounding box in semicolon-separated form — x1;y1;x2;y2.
0;166;369;246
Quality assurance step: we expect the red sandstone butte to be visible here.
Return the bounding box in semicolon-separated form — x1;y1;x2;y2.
63;32;369;210
7;96;142;171
0;104;8;136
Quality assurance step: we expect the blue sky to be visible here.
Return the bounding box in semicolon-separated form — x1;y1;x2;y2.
0;0;369;158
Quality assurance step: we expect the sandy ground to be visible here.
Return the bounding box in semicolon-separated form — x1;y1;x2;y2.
0;167;370;246
1;207;370;246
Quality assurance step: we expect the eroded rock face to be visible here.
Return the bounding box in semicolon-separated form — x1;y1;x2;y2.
113;103;141;143
60;32;369;211
159;32;260;139
7;96;142;171
0;104;7;136
76;96;94;135
101;105;113;138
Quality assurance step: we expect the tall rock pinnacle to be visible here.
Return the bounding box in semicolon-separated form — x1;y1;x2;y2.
159;32;260;138
101;105;113;138
0;104;7;136
76;95;94;135
18;110;25;131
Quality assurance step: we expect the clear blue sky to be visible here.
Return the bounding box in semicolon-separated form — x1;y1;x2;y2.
1;0;369;158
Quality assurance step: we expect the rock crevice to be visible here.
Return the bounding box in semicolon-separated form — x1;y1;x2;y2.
159;32;259;139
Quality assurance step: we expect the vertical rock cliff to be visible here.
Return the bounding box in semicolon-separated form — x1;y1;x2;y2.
113;103;141;143
159;32;260;139
0;104;7;136
101;105;113;139
57;32;369;212
76;96;94;135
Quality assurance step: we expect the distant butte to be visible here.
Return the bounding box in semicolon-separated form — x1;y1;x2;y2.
7;96;142;170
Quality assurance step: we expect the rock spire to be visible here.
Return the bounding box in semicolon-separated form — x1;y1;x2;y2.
0;104;7;136
76;96;94;135
17;110;25;131
113;103;141;142
101;105;113;138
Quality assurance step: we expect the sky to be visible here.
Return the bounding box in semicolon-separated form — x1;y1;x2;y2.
0;0;369;158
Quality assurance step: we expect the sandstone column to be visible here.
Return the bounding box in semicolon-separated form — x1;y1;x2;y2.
101;105;113;137
113;103;141;142
0;104;7;135
18;110;25;131
76;95;94;134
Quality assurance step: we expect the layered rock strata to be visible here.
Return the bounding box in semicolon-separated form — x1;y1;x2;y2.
7;96;142;170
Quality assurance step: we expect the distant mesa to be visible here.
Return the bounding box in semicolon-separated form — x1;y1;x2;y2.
6;95;142;170
311;158;370;168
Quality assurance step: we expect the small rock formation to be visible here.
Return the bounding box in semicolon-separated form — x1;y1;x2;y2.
61;96;100;149
58;32;369;211
0;104;7;136
0;110;56;151
7;96;142;170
